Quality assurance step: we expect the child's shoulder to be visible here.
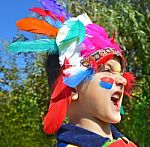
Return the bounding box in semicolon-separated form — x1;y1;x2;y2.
57;138;137;147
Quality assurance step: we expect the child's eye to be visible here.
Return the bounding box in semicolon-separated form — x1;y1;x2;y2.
103;69;111;72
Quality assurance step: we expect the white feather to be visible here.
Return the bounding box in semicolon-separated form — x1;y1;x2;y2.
63;66;87;76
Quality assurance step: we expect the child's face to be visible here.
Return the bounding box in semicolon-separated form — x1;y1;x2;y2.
76;57;127;124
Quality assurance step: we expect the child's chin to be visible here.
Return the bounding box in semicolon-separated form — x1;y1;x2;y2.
111;116;121;124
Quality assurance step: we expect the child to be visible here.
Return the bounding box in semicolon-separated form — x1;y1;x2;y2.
8;0;136;146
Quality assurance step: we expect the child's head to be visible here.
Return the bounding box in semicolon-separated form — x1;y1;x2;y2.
43;14;135;134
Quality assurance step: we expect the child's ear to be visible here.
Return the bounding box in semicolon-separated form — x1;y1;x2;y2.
71;89;79;100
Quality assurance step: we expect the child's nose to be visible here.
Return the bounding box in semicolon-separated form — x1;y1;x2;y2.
115;74;127;88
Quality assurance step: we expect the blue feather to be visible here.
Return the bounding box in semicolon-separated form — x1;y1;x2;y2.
63;68;94;88
45;16;62;28
8;39;58;53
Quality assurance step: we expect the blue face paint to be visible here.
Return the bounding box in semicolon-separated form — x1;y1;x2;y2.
99;77;114;89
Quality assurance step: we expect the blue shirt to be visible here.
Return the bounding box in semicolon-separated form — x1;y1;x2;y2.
56;123;124;147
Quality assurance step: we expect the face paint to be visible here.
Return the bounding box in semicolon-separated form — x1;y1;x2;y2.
99;77;114;89
115;64;121;73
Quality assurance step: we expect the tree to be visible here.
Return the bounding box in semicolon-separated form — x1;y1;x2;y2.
68;0;150;146
0;39;55;146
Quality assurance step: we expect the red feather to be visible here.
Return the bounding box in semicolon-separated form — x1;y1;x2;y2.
109;139;137;147
97;54;114;66
111;30;116;44
29;7;65;23
43;59;72;134
97;54;126;71
123;72;136;97
29;7;48;17
16;18;58;37
43;75;72;134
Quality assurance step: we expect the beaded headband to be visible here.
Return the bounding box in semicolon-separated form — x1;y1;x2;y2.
80;47;124;68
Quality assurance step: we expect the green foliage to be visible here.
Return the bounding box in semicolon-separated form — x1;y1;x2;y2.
0;0;149;146
0;54;56;146
69;1;150;146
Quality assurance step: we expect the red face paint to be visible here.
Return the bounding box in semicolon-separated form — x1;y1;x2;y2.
99;77;114;89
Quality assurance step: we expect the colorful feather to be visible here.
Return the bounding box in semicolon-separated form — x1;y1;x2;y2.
108;139;137;147
61;19;85;45
97;54;114;66
43;59;72;134
29;7;63;28
43;75;72;134
29;7;65;23
63;68;94;88
16;18;58;37
45;16;62;28
123;72;136;97
29;7;50;17
56;18;85;55
38;0;69;20
111;30;116;44
86;23;108;39
120;105;125;115
81;23;121;57
7;39;58;53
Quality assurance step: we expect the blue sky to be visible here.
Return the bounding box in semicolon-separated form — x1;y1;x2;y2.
0;0;41;41
0;1;42;90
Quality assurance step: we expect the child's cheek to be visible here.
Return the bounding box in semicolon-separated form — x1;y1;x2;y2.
99;77;114;89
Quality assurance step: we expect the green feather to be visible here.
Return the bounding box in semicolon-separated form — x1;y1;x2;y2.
8;39;58;53
61;19;85;45
120;105;125;115
58;19;85;52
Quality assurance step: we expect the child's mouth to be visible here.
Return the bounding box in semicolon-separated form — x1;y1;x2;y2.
111;91;122;110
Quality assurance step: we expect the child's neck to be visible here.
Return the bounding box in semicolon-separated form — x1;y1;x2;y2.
70;117;114;140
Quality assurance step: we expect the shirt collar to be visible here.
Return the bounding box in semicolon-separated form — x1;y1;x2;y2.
57;123;124;147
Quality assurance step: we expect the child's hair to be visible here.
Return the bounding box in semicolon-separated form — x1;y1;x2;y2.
45;54;61;90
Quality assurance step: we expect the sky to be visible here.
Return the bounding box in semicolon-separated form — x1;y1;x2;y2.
0;0;42;90
0;0;41;41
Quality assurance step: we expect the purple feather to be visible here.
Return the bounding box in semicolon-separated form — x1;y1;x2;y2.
38;0;68;19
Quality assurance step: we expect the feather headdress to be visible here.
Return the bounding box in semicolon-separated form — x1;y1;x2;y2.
8;0;135;134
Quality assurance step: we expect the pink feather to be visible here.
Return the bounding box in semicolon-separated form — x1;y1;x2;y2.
81;24;121;58
86;23;108;39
